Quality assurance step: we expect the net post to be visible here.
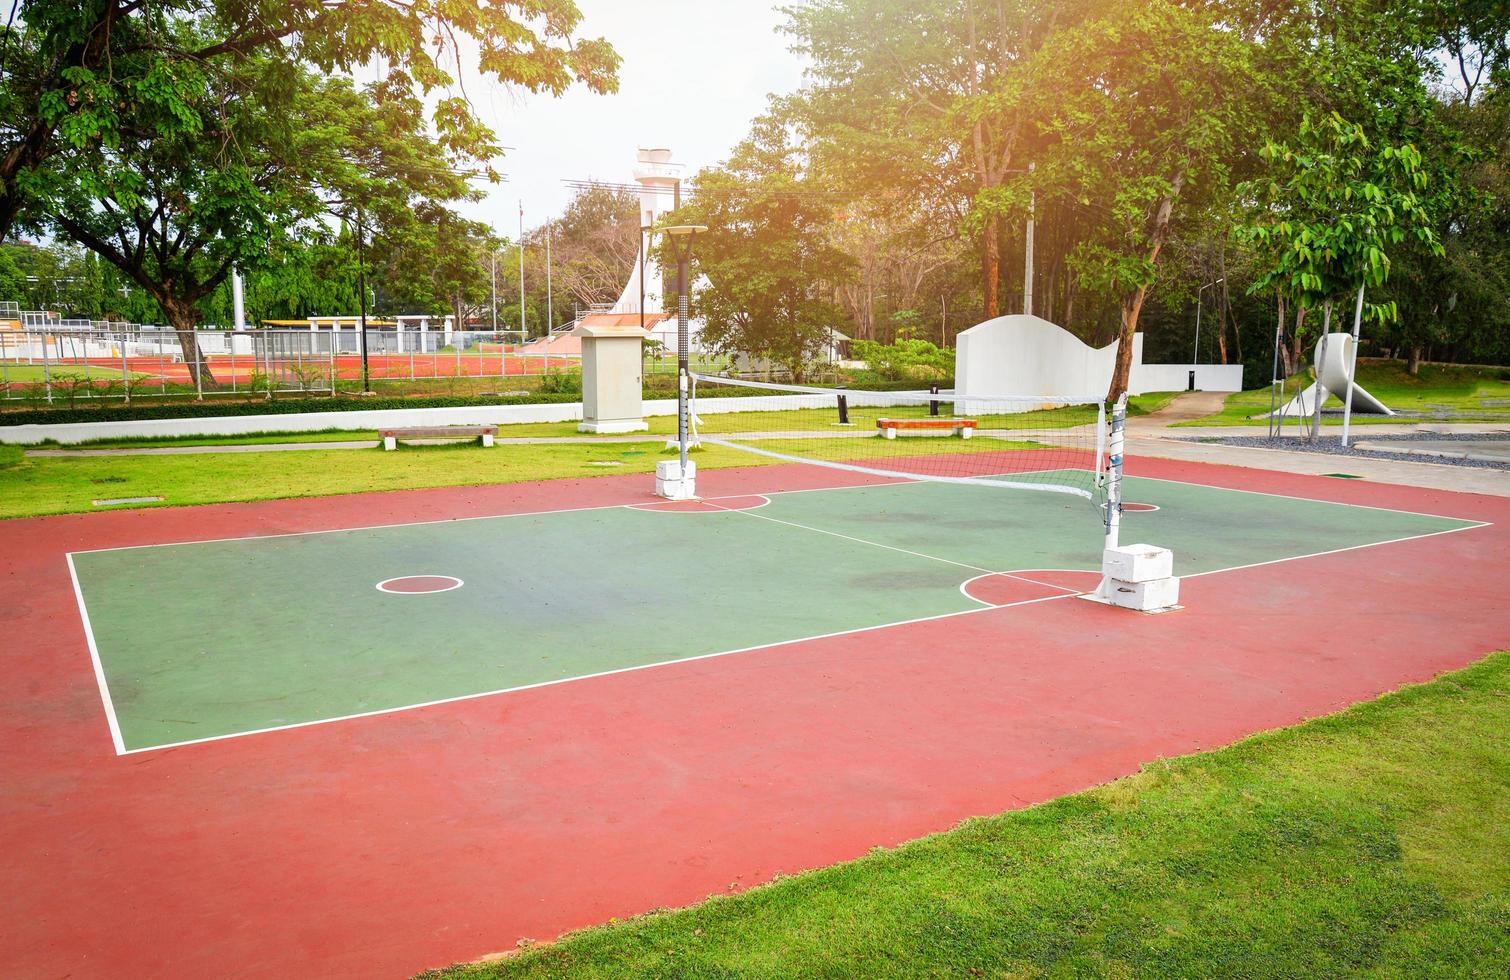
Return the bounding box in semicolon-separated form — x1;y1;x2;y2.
1104;396;1126;552
929;382;940;417
1088;396;1126;605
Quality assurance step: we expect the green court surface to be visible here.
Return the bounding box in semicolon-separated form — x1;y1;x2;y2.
70;474;1477;753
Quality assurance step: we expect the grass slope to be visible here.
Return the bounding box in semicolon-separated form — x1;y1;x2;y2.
1179;360;1510;426
424;652;1510;978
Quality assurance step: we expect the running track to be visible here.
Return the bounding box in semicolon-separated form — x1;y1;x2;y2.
1;458;1505;977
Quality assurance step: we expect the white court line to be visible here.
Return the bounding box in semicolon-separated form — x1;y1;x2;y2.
626;494;773;514
66;553;126;755
66;461;1494;755
1180;520;1492;580
110;589;1081;755
958;569;1095;607
375;575;465;595
1123;470;1486;523
97;516;1495;756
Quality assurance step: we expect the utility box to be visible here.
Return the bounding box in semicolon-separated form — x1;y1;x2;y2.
578;325;649;434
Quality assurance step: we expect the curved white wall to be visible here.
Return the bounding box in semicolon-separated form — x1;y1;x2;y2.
955;314;1241;400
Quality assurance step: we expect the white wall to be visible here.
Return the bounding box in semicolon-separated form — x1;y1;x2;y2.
0;393;924;445
1133;363;1244;394
955;314;1243;399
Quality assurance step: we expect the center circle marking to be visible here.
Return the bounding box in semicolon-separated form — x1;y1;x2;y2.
376;575;465;595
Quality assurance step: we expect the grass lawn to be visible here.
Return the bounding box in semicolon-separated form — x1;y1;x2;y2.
421;651;1510;978
0;426;1070;519
1;363;148;382
1177;360;1510;427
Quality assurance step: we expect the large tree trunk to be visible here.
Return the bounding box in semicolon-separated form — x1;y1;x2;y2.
1106;181;1181;403
1107;287;1149;402
1407;344;1422;375
1290;306;1307;377
164;300;215;388
982;213;1000;319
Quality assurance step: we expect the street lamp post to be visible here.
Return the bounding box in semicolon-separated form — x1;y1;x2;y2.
663;225;707;472
1193;278;1224;365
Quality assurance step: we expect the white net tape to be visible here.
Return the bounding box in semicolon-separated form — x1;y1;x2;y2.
687;374;1112;504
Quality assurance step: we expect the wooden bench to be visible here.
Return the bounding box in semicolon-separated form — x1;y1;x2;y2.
380;425;498;451
876;418;977;440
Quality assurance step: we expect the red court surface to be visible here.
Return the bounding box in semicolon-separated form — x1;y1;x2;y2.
1;457;1506;978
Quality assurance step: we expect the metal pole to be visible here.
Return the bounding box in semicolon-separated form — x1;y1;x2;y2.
40;326;52;403
1193;293;1202;365
1024;162;1035;315
677;243;690;471
232;268;247;332
1341;283;1366;448
356;209;370;393
121;333;131;403
1309;302;1332;442
1105;398;1126;552
546;225;553;366
1269;296;1285;439
519;202;527;372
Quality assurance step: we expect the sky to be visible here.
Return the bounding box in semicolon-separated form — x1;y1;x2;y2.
431;1;809;238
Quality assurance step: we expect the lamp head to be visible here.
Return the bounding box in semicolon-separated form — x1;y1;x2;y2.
662;225;708;237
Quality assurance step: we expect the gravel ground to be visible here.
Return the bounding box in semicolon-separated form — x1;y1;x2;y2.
1184;429;1510;471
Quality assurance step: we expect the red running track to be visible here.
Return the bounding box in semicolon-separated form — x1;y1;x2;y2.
0;459;1505;978
4;352;568;386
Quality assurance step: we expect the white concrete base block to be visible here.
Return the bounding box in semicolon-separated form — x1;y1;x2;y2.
655;459;697;500
383;435;397;451
577;419;649;434
481;432;494;447
1082;544;1181;612
1102;544;1173;583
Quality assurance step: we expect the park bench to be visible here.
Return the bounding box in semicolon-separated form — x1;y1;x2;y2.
876;418;977;440
380;425;497;451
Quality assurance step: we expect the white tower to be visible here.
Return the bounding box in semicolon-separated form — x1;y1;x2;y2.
611;148;683;316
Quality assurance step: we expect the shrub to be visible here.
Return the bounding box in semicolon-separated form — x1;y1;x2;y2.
848;338;954;381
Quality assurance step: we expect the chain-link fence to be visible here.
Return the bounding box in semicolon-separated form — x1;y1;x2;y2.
0;319;736;405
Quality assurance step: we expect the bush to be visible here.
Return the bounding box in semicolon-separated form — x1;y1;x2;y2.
537;369;582;395
848;338;955;381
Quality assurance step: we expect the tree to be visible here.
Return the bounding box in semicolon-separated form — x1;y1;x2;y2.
1240;112;1442;364
533;186;639;312
0;0;618;242
1024;1;1255;401
671;118;853;380
784;0;1077;321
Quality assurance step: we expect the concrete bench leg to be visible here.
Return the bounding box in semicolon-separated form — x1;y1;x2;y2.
960;427;972;439
482;433;494;448
383;435;397;451
883;428;897;440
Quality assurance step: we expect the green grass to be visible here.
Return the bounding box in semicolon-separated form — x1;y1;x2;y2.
1176;360;1510;427
422;651;1510;978
0;440;738;518
0;424;1075;519
0;363;148;381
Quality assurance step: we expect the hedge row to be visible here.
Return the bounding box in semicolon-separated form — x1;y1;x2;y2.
0;392;582;427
